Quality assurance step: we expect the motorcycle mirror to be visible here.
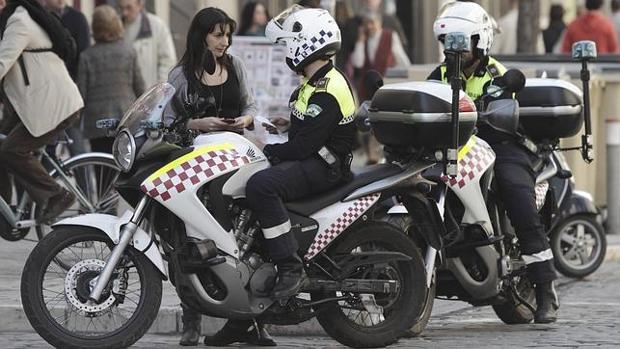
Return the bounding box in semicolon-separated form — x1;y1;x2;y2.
502;69;526;93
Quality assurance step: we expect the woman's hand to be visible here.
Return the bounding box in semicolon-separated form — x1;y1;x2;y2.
187;117;229;132
227;115;254;132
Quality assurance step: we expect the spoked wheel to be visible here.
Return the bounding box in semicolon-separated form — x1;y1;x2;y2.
35;155;121;240
21;226;162;349
492;272;536;324
312;222;426;348
551;214;606;278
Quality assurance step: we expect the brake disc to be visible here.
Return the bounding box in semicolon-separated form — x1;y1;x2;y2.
64;259;116;313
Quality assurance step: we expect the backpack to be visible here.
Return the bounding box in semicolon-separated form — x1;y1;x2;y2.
0;0;78;84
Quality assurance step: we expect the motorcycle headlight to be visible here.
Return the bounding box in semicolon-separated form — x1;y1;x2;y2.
113;129;136;172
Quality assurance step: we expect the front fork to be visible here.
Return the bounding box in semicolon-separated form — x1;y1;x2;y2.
89;196;151;302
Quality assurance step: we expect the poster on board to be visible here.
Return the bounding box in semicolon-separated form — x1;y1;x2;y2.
228;36;300;120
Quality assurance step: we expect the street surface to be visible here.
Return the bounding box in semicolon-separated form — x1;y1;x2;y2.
1;231;618;348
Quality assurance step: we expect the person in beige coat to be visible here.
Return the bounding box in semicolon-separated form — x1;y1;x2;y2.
0;2;84;223
119;0;176;89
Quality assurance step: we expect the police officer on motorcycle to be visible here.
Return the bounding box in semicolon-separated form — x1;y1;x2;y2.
199;5;357;346
247;4;356;299
428;1;559;323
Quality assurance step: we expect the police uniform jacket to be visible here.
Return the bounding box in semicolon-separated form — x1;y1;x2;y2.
263;61;356;164
427;56;514;144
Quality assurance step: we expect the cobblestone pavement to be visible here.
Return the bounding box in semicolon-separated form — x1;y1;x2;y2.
1;255;619;348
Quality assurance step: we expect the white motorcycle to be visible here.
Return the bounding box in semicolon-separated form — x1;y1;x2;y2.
20;83;432;349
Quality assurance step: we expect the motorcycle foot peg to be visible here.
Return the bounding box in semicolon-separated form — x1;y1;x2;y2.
206;256;226;266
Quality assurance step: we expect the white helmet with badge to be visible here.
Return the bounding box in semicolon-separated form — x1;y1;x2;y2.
266;5;341;72
433;1;494;57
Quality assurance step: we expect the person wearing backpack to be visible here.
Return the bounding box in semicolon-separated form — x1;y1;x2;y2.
0;0;83;223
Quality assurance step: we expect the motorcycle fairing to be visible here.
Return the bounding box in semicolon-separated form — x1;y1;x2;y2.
535;181;550;211
140;134;262;258
305;193;381;260
441;136;496;236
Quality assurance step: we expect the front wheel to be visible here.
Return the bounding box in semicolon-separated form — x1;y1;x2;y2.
550;214;606;278
21;226;162;349
312;221;427;348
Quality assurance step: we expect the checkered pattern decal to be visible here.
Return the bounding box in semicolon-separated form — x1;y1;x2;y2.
441;139;495;189
293;30;335;65
304;193;381;260
141;149;250;202
339;113;355;125
535;181;549;211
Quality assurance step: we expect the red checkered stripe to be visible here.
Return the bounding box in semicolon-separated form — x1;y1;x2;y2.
535;181;549;211
141;149;250;201
441;141;494;189
304;193;381;260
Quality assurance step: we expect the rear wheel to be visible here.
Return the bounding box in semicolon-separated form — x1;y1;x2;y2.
492;274;536;324
312;222;426;348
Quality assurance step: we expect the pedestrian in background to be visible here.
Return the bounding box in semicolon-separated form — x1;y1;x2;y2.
562;0;618;54
44;0;89;80
351;10;409;101
237;1;269;37
118;0;176;89
0;0;83;223
77;5;144;153
43;0;90;156
543;4;566;53
611;0;620;46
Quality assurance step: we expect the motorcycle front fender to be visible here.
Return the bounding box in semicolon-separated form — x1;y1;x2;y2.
53;212;168;279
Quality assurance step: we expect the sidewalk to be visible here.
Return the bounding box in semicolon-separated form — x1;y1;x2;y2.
1;232;619;336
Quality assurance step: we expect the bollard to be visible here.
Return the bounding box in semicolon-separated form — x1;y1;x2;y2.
606;119;620;235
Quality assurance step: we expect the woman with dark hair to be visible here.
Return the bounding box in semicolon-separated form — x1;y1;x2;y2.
237;1;269;36
163;7;273;347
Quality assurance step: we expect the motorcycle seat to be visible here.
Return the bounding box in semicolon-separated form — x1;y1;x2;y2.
285;163;403;216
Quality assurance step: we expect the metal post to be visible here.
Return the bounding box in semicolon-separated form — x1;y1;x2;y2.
606;119;620;235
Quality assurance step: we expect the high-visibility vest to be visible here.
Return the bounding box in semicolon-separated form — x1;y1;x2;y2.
291;66;356;124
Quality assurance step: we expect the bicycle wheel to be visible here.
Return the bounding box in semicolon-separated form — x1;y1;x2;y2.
35;154;121;240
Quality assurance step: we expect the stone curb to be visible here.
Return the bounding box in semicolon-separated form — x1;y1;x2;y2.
3;243;620;336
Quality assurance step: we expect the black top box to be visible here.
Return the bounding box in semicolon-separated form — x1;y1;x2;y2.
516;78;584;141
368;81;478;150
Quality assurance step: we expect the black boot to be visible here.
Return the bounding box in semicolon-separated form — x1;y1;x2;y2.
179;304;201;346
204;320;276;346
271;254;306;300
534;281;559;324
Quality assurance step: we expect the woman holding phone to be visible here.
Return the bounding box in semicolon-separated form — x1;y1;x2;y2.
163;7;267;347
164;7;255;136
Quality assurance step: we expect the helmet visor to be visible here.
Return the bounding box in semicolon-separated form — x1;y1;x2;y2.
272;4;305;28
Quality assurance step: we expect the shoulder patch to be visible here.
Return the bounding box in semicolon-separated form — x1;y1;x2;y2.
305;104;323;118
487;64;501;78
315;77;330;92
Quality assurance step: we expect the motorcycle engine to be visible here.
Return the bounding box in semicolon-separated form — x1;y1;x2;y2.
244;253;277;296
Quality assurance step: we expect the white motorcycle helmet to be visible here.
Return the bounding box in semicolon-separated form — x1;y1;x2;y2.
266;5;341;72
433;1;494;57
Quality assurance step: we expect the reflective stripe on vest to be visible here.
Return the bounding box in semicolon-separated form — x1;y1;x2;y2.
292;67;356;125
439;57;507;102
